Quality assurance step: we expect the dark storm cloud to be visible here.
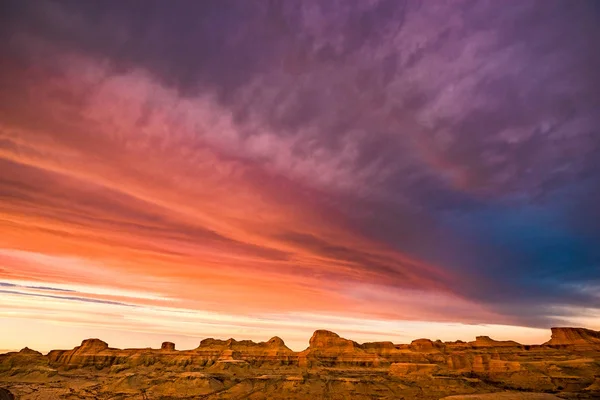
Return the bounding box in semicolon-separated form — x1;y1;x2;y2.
1;0;599;327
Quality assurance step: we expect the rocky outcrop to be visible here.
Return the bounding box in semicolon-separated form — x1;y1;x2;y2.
360;341;433;364
299;330;385;367
308;330;360;351
471;336;521;347
361;341;396;353
18;327;600;374
18;347;43;357
80;339;110;352
544;327;600;346
2;327;600;399
47;339;126;369
410;338;441;352
44;335;297;370
0;346;48;374
161;342;176;351
195;336;296;365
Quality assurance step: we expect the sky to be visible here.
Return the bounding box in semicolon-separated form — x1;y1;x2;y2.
0;0;599;353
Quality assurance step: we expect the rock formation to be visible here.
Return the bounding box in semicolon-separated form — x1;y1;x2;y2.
298;330;385;367
544;327;600;346
1;327;599;399
16;348;42;357
471;336;521;347
195;336;296;365
410;338;440;352
161;342;176;351
47;339;117;369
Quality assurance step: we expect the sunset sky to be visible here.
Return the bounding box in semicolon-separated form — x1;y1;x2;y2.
1;0;599;352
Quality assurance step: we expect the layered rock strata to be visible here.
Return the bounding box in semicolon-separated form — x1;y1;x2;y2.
31;327;600;371
1;327;599;399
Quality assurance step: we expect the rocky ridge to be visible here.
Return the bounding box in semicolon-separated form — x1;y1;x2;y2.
1;327;599;399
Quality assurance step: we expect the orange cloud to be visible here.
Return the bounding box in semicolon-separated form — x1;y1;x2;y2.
0;54;503;347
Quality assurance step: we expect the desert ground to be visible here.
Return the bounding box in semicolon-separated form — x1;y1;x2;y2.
1;327;599;399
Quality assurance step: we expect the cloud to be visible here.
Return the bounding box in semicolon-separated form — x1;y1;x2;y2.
0;289;134;307
0;0;599;342
1;281;75;293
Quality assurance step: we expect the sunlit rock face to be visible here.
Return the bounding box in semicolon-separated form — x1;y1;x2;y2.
47;339;119;370
544;327;600;346
410;338;439;352
471;336;521;348
298;330;387;367
306;330;362;358
161;342;176;351
78;339;110;353
2;327;600;398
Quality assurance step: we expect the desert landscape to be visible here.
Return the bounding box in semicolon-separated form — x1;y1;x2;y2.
2;1;600;399
1;327;599;399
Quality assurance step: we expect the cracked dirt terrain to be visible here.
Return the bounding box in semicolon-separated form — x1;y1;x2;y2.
1;327;599;399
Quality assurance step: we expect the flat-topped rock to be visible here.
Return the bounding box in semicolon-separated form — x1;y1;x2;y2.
46;339;116;369
309;330;359;350
79;339;109;353
161;342;175;351
471;336;521;347
198;338;231;348
410;338;439;352
301;330;385;367
544;327;600;346
307;330;363;354
361;341;396;351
